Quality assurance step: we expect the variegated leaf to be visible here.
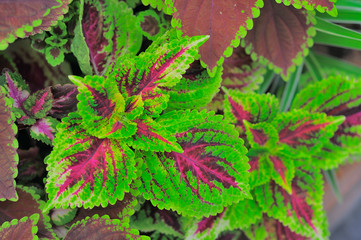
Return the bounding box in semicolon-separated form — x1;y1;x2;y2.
255;168;328;239
45;113;137;209
139;110;250;217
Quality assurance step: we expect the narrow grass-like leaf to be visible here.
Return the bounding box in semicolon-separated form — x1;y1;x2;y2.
314;17;361;50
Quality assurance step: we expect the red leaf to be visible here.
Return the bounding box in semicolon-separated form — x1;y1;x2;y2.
244;0;314;78
173;0;263;71
0;90;18;200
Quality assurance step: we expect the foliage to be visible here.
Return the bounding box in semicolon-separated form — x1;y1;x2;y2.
0;0;361;239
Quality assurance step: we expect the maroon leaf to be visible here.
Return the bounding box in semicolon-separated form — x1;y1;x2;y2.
173;0;263;71
0;214;39;240
0;0;59;47
0;89;18;200
277;0;335;13
243;0;314;78
0;186;54;239
30;0;71;35
49;84;78;118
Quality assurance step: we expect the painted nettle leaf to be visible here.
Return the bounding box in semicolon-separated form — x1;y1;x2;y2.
255;168;328;239
64;215;150;240
292;75;361;158
0;87;18;201
45;31;213;210
72;0;142;76
164;61;223;111
0;0;71;51
0;214;40;240
140;110;251;217
242;0;315;79
30;117;59;145
223;89;279;134
45;113;138;209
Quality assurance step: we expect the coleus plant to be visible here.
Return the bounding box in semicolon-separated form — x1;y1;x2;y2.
1;0;361;239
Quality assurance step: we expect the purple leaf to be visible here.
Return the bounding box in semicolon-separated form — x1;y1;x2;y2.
49;84;78;118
